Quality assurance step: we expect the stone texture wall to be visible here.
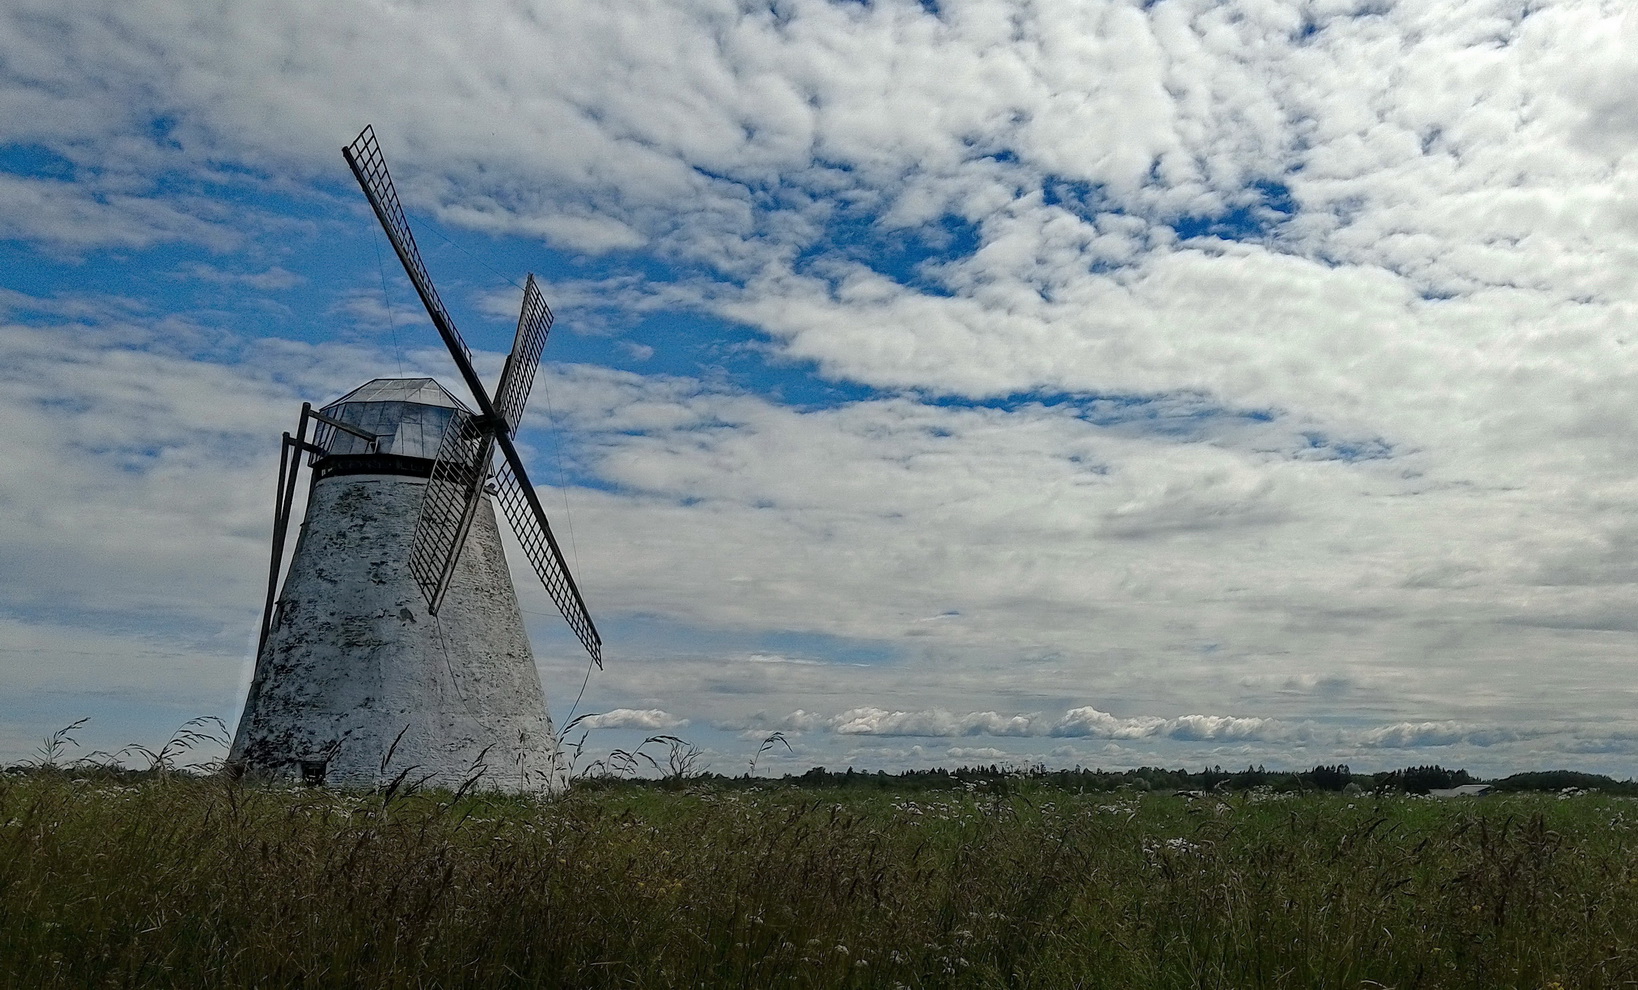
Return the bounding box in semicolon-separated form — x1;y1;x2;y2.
230;473;565;793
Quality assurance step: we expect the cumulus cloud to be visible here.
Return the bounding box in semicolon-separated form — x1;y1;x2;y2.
721;704;1621;766
1050;708;1169;740
1351;721;1547;750
570;709;688;731
833;708;1038;737
750;705;1293;743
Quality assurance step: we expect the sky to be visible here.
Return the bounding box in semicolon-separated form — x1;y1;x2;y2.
3;0;1638;779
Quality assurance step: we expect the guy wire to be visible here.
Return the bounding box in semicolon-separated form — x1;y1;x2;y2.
538;368;595;729
423;215;525;293
406;209;596;726
371;226;406;376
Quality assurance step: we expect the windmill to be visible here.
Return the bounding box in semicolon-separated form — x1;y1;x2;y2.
228;126;600;792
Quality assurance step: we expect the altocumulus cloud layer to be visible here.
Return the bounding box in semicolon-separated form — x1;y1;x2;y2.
2;0;1637;776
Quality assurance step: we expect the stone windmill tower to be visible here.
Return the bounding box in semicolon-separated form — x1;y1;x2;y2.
229;127;601;792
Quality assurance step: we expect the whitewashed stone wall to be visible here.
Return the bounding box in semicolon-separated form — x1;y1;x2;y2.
230;473;565;793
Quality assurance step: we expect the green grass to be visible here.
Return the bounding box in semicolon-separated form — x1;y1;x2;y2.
4;772;1638;988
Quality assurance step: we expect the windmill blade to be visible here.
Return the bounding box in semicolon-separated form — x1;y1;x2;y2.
408;409;495;613
345;126;598;656
343;126;473;368
493;274;554;437
492;451;602;666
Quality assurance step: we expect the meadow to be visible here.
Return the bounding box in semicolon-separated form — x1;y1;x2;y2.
4;770;1638;989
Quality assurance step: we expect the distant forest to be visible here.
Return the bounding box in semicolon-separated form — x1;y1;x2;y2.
9;754;1633;796
596;764;1638;796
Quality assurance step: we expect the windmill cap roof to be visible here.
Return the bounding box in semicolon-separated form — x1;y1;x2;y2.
326;377;470;411
315;378;471;463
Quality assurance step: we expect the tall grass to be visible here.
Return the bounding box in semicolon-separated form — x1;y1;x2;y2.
3;772;1637;988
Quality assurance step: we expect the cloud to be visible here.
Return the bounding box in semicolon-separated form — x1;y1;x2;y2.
5;3;1633;467
1356;722;1485;750
833;708;1038;737
7;284;1635;771
330;290;441;333
177;263;303;291
0;173;237;252
944;747;1016;762
570;708;688;731
1099;471;1288;540
720;704;1627;767
1050;708;1169;740
747;705;1291;744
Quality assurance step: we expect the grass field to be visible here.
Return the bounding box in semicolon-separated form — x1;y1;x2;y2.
4;771;1638;988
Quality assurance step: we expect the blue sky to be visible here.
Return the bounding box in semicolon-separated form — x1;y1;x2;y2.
4;0;1638;777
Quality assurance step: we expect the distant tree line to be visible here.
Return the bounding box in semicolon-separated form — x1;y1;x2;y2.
579;763;1638;796
11;753;1636;796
